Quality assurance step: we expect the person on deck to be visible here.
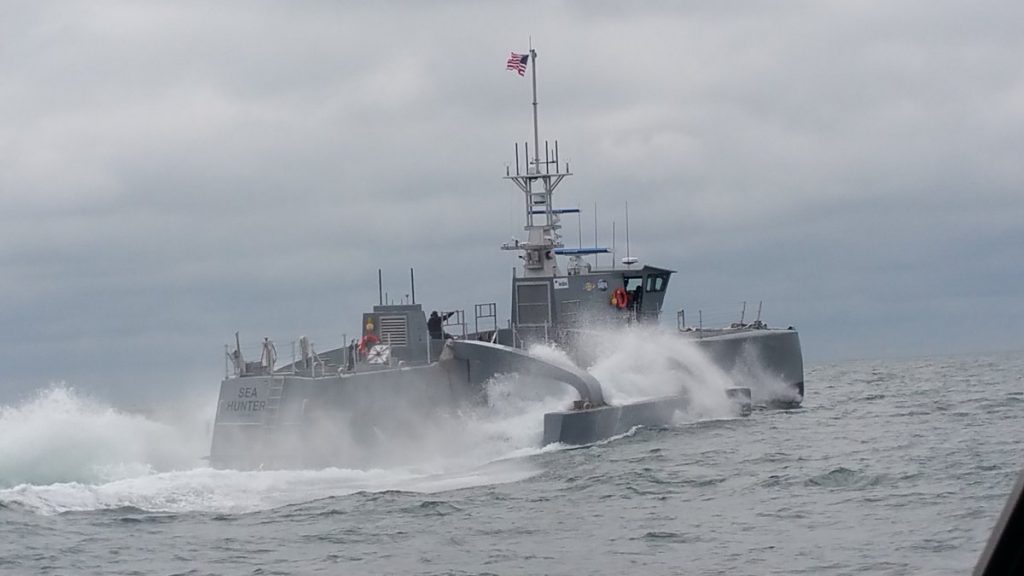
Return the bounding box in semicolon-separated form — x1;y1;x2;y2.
631;286;643;315
428;310;455;340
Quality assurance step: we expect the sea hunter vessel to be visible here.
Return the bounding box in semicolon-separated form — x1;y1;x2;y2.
209;50;803;469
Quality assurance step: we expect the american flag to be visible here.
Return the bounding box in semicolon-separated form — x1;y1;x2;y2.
506;52;529;76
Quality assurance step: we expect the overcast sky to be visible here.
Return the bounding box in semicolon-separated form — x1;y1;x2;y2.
2;1;1022;405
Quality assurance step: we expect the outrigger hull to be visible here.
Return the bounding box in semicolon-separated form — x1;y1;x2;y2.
692;328;804;407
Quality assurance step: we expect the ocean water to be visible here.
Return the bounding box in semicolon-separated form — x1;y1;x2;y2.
1;349;1021;575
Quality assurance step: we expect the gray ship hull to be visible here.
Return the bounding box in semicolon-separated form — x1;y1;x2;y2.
541;328;802;445
210;361;480;470
210;328;802;469
692;328;804;407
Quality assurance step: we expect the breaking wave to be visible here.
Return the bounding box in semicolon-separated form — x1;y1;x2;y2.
578;326;737;418
0;385;209;488
0;461;541;516
0;383;557;515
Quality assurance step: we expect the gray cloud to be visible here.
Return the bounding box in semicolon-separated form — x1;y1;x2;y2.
1;1;1022;404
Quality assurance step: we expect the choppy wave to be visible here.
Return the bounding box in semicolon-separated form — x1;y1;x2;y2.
577;326;739;417
0;385;210;488
0;461;540;516
3;352;1021;575
0;382;558;515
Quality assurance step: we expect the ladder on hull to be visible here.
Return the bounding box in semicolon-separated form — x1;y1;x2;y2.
263;378;285;432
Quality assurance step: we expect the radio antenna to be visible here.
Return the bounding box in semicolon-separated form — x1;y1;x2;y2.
612;221;616;269
625;201;631;266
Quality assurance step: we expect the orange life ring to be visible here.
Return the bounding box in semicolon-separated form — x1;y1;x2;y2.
612;287;629;309
358;333;380;355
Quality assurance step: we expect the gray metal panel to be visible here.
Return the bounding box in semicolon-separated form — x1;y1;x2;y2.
210;361;481;469
542;396;687;445
695;329;804;405
213;377;274;425
550;268;673;326
515;281;551;326
362;304;431;364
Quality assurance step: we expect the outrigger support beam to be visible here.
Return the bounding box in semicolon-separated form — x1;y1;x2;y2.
448;339;606;407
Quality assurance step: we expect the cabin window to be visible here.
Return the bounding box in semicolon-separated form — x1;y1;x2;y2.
645;274;667;293
624;277;643;292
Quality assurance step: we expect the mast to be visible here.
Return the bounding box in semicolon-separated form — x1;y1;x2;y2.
501;45;571;278
531;46;540;167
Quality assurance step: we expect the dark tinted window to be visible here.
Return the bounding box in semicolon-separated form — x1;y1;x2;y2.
646;275;667;292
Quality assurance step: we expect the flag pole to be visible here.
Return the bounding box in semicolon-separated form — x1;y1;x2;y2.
530;44;539;169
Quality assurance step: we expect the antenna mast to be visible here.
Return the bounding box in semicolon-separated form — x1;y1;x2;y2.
530;41;540;168
625;201;631;265
501;45;609;277
501;44;571;277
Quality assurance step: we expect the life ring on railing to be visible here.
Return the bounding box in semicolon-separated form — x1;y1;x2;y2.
611;287;629;309
358;333;380;356
366;344;389;365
